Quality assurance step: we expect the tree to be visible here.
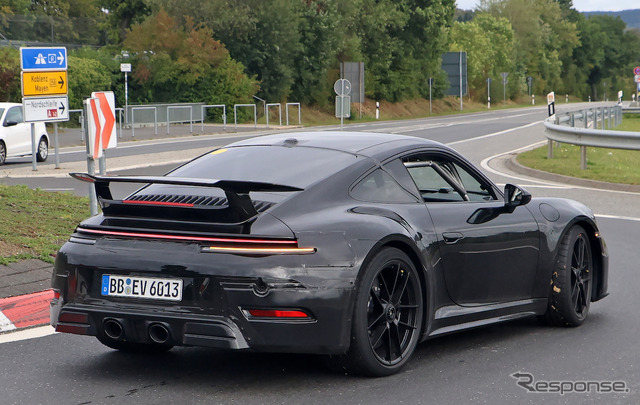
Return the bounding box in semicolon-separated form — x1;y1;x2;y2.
291;0;343;106
123;10;258;106
482;0;579;97
583;15;640;100
67;55;112;109
99;0;150;44
450;13;514;100
0;47;20;102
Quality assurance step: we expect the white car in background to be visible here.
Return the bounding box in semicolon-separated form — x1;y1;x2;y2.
0;102;49;165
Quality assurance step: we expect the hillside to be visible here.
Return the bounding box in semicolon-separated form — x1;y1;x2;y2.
584;9;640;30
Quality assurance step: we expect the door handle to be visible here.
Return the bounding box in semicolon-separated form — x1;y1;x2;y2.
442;232;464;244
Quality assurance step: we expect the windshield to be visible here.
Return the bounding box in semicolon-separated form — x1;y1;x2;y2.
167;145;358;189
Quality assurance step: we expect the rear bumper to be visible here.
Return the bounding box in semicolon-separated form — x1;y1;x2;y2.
50;270;355;355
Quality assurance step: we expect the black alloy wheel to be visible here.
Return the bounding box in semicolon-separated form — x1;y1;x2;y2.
545;225;593;327
327;247;423;376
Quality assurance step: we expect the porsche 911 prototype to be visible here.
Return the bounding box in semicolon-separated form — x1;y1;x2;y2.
50;132;608;376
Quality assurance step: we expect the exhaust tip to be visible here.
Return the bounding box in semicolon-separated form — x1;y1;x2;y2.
148;323;170;344
103;319;123;340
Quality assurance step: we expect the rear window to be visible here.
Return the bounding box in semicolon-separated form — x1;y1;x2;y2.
168;145;358;188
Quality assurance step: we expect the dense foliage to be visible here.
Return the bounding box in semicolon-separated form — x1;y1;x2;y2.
0;0;639;107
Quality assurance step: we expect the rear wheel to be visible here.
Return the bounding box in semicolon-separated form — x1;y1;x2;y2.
326;247;423;376
0;141;6;165
36;137;48;162
544;225;593;327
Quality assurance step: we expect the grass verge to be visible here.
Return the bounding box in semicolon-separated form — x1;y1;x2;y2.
517;114;640;184
0;185;90;265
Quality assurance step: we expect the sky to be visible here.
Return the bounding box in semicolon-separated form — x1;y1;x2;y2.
456;0;638;12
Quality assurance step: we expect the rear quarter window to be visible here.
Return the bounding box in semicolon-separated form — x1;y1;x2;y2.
350;168;417;203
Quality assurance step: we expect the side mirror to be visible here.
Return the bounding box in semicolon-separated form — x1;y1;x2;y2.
4;120;18;127
504;184;531;209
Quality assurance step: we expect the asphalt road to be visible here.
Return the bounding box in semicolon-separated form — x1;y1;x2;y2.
1;103;638;404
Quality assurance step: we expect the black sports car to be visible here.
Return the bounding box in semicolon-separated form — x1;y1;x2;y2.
50;132;608;376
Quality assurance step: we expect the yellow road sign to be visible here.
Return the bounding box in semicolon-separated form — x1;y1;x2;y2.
22;71;68;96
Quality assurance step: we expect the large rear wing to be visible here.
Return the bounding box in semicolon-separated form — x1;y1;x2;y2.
71;173;303;223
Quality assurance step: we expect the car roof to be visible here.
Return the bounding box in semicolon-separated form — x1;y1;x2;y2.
0;103;21;108
227;131;447;159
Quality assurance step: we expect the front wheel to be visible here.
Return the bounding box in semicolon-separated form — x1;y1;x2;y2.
544;225;593;327
327;247;424;376
36;137;48;162
0;141;6;165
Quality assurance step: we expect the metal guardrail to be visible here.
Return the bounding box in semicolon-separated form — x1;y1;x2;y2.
622;107;640;114
286;102;301;125
543;104;640;169
266;103;281;128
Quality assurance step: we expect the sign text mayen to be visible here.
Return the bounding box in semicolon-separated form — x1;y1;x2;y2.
22;71;68;96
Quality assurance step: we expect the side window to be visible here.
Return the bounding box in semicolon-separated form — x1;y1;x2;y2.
451;162;495;202
403;154;496;203
406;164;464;202
5;107;23;125
351;168;416;203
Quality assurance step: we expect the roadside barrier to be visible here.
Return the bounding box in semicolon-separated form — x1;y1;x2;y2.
542;105;639;169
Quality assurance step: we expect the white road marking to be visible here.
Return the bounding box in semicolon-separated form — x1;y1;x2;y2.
480;142;640;196
0;325;56;344
446;121;543;146
495;183;572;189
57;131;257;155
0;311;17;332
594;214;640;222
41;188;74;192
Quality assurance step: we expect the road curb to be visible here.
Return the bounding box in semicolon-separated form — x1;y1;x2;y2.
0;290;53;333
506;154;640;193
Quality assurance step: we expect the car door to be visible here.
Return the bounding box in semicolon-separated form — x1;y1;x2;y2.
2;106;31;156
400;151;540;306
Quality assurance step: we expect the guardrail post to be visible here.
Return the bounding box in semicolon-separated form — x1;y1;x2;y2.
547;139;554;159
584;109;588;128
580;146;587;170
570;113;575;127
609;107;613;129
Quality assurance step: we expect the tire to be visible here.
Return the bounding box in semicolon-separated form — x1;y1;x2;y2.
326;247;424;376
544;225;593;327
0;141;5;165
96;334;173;354
36;137;48;162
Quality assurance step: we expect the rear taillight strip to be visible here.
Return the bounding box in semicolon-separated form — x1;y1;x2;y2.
247;309;310;318
77;227;298;245
202;246;316;255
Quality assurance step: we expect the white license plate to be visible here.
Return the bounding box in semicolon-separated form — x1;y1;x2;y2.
101;274;183;301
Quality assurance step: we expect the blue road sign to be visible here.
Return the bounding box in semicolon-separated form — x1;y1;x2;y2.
20;47;67;71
